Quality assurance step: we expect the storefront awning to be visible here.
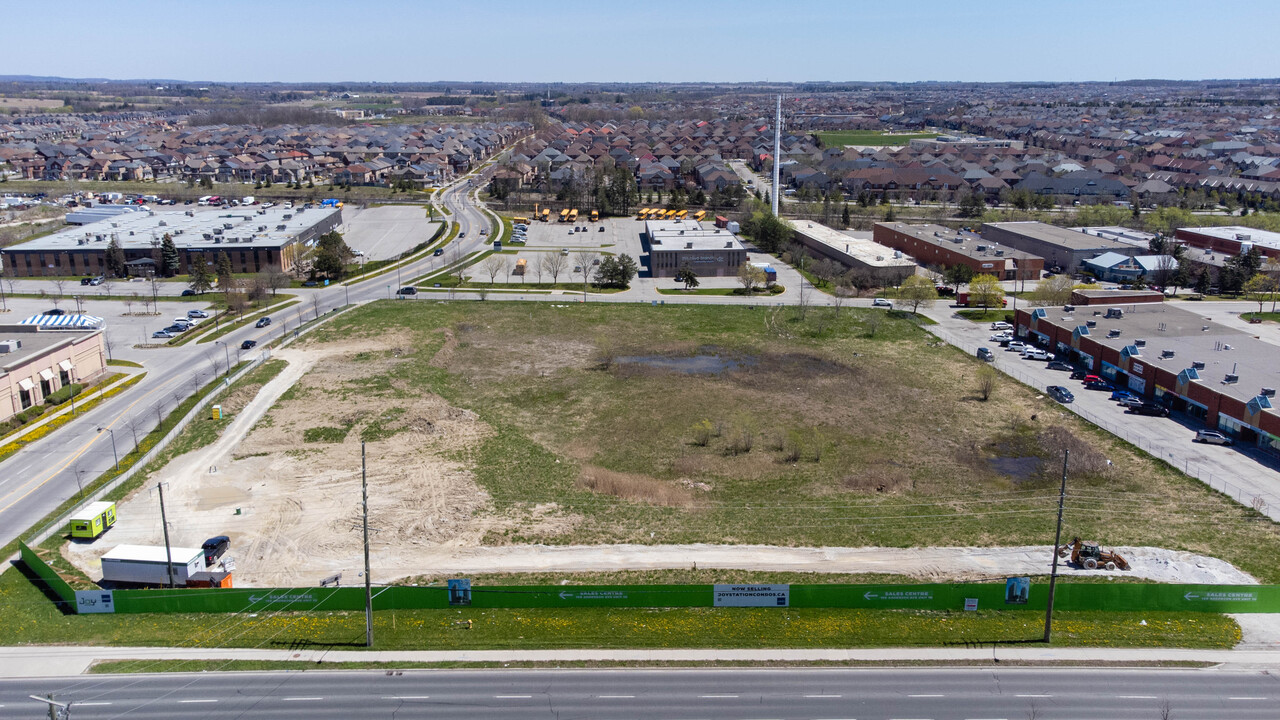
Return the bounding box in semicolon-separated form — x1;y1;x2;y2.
38;369;54;382
17;378;34;391
58;360;73;373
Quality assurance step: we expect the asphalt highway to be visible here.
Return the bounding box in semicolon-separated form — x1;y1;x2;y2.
8;668;1280;719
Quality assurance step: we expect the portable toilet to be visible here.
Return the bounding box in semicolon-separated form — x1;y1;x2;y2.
68;501;117;539
212;404;222;420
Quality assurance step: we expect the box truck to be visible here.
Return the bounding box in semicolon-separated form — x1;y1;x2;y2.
68;501;116;540
100;544;206;586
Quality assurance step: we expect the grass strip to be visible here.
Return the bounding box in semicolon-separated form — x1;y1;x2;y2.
0;374;140;461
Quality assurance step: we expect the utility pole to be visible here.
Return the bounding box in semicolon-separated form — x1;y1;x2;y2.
1043;449;1069;643
157;482;176;589
362;442;373;647
29;693;69;720
772;94;782;217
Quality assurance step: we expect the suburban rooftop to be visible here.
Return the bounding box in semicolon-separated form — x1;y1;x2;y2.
880;222;1040;262
646;219;746;251
983;221;1137;252
792;220;917;268
1178;225;1280;252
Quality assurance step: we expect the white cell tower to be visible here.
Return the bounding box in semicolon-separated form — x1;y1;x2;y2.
772;94;781;216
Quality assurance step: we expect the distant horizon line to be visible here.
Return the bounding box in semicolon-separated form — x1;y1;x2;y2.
3;74;1280;87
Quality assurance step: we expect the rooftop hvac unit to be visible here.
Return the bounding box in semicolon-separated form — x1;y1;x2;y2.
111;223;118;228
0;339;22;353
994;249;1004;256
685;242;693;249
1262;387;1276;398
1160;349;1175;359
976;245;987;252
1235;233;1251;242
77;238;86;245
128;231;134;236
223;223;233;230
725;241;733;248
258;226;267;232
1224;373;1239;384
1134;339;1146;347
213;228;223;235
1192;360;1205;370
876;256;884;261
214;237;222;244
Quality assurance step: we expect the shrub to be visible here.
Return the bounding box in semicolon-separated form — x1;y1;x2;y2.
44;383;83;406
690;419;713;447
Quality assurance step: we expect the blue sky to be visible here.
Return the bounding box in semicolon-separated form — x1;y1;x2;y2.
3;0;1278;84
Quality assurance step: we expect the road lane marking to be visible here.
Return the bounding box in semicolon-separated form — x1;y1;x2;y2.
283;697;324;701
494;695;532;699
806;694;843;698
598;695;635;698
1229;697;1267;700
1016;694;1051;698
178;699;218;704
700;694;738;698
1117;695;1157;699
909;694;945;697
383;696;431;700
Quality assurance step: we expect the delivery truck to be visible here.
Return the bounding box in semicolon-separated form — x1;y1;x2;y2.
100;544;206;587
513;258;527;276
68;501;116;540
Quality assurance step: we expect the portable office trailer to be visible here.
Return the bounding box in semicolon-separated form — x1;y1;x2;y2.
100;545;206;586
68;502;117;539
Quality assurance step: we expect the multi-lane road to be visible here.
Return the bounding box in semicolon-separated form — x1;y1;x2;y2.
8;668;1280;718
0;165;496;549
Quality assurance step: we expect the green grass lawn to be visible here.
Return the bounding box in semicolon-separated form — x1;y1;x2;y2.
957;309;1016;323
1241;311;1280;323
815;130;941;147
295;301;1280;581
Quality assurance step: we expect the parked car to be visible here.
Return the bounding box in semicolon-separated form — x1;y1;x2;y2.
1194;430;1233;445
872;298;892;308
240;339;257;350
998;338;1013;348
599;226;606;232
88;276;103;286
1047;385;1075;404
1117;396;1145;408
990;332;1012;342
1046;360;1073;371
151;330;174;339
202;536;230;566
255;317;272;328
1069;369;1088;380
181;289;196;296
1084;379;1111;391
1006;342;1027;353
976;347;995;362
164;324;188;334
397;287;417;296
990;321;1013;331
1128;403;1170;417
45;309;66;316
187;309;209;319
1082;375;1103;385
1111;389;1139;402
1022;348;1051;361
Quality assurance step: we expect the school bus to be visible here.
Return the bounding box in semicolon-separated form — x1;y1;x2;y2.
569;208;579;222
513;216;530;225
514;258;528;275
559;208;570;222
693;210;706;221
676;209;688;219
541;208;551;221
637;208;651;219
590;209;599;221
664;209;677;219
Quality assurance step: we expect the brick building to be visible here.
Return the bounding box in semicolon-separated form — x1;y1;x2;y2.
873;222;1043;281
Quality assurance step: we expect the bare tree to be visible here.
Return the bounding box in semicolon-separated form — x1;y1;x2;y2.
99;277;113;297
574;250;599;296
312;293;321;320
541;252;568;285
124;416;142;447
864;311;883;338
481;254;508;285
977;365;998;401
123;294;135;315
264;264;290;296
51;279;66;309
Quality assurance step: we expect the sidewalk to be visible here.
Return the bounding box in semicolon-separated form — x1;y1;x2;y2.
0;367;142;447
3;644;1280;677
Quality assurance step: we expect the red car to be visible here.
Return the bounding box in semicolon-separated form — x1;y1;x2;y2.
1082;375;1102;384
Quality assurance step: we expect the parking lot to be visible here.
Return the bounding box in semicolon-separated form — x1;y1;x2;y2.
342;205;441;261
482;217;646;285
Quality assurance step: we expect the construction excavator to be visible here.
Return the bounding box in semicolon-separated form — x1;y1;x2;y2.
1056;537;1131;571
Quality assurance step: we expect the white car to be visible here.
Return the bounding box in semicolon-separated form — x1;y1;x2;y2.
990;332;1012;342
990;321;1013;331
1023;348;1051;361
872;298;892;308
1194;430;1233;446
1007;341;1027;353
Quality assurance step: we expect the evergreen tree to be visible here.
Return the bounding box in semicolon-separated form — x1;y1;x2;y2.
841;204;851;228
1194;267;1212;295
188;256;213;295
216;251;235;292
105;238;127;278
160;233;181;277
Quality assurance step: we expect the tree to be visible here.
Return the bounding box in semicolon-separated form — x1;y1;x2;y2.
313;230;352;279
1194;267;1212;295
840;204;851;228
574;250;599;295
897;274;938;314
1243;274;1278;315
943;263;975;291
957;191;985;219
264;264;290;296
188;256;213;295
743;209;793;253
105;238;126;278
1028;275;1075;307
675;263;700;290
481;254;508;285
541;252;568;285
215;251;235;292
594;253;638;289
968;274;1005;310
737;263;766;296
976;364;999;402
1150;252;1179;293
160;234;180;277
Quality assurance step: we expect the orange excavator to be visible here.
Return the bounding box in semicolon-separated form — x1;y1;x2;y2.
1056;537;1130;571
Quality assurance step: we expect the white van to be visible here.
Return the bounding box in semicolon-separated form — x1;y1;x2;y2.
197;195;212;206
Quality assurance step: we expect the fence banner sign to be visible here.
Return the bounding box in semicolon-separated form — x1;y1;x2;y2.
75;590;115;614
713;584;789;607
964;598;979;611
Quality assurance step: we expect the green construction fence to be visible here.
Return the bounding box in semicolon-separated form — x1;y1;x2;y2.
17;545;1280;615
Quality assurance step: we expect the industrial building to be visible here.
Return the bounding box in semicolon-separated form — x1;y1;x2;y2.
789;220;917;285
1;205;342;277
1174;226;1280;260
0;324;107;423
645;218;746;278
980;221;1137;273
873;222;1042;281
1015;301;1279;454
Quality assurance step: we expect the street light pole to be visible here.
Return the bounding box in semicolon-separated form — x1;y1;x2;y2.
215;340;230;376
98;426;118;470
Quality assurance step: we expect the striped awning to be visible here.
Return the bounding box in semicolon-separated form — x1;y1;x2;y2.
18;314;104;329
